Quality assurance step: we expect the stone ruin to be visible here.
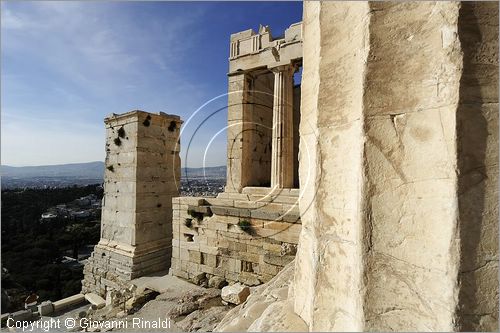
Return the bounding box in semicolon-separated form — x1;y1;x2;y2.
82;111;182;294
170;22;304;287
83;22;305;295
83;2;499;331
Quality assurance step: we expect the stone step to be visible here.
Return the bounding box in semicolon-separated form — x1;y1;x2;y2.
216;192;250;200
242;187;300;197
248;194;300;205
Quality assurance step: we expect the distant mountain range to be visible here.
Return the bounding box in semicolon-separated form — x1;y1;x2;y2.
2;162;105;179
1;162;226;188
182;165;226;178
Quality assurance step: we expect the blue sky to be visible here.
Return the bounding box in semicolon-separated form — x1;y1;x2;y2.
1;1;302;167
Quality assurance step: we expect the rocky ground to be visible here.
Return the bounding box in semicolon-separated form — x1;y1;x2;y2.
119;286;232;332
215;260;307;332
48;275;234;332
27;262;303;332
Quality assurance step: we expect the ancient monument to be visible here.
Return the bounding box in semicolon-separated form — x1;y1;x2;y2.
84;2;498;331
83;111;182;295
169;22;304;287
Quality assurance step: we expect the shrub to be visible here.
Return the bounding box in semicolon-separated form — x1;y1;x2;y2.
238;220;253;234
187;209;204;221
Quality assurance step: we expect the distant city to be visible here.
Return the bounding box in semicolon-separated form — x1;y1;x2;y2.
180;177;225;197
1;162;227;197
0;162;226;312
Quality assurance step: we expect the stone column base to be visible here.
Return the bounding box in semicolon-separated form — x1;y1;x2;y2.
82;244;171;296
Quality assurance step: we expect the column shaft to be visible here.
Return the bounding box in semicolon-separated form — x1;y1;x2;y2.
226;73;251;192
271;65;294;188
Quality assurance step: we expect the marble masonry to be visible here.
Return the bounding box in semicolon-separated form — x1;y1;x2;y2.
169;22;304;288
82;111;182;295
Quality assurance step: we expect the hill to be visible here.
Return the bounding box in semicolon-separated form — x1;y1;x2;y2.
1;162;226;189
2;162;105;179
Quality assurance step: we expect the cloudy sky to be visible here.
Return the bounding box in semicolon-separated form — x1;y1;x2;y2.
1;1;302;167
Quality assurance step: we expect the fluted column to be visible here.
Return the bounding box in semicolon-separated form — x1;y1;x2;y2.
271;64;295;188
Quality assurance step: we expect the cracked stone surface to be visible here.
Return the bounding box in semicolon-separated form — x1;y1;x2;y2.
290;1;498;331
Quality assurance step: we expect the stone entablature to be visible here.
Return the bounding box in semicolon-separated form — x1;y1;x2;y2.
169;189;301;287
229;22;302;73
83;110;182;296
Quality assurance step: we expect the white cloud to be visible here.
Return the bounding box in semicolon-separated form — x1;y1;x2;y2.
2;2;206;96
1;9;26;30
1;2;222;166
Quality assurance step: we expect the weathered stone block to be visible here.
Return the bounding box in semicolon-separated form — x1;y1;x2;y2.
228;241;247;252
85;293;106;309
191;273;207;285
202;253;217;267
263;242;282;253
239;272;262;286
225;271;239;283
38;301;54;316
209;276;228;289
53;294;86;313
200;264;215;275
237;252;261;264
263;253;295;267
260;262;280;276
251;209;282;220
221;283;250;305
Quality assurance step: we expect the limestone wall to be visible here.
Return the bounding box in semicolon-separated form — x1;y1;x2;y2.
169;191;301;287
293;1;498;331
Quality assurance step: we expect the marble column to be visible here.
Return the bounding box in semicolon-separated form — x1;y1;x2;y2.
271;64;295;188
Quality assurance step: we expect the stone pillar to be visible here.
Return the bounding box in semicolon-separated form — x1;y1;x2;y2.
293;1;498;331
270;64;295;189
226;73;252;192
456;2;499;331
83;110;182;296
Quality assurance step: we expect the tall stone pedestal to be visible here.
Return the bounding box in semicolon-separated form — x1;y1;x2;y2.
83;110;181;296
